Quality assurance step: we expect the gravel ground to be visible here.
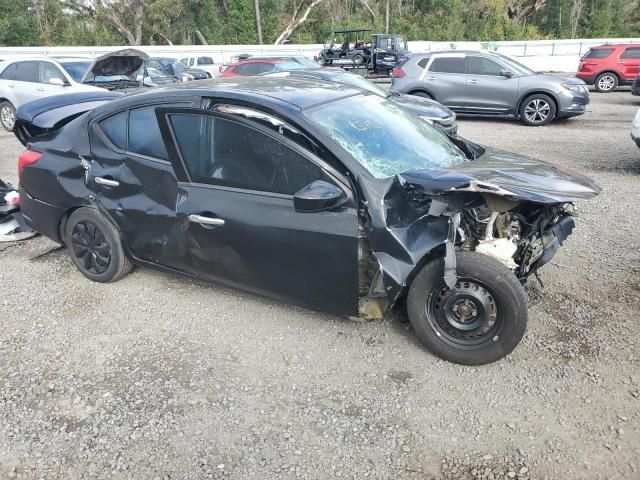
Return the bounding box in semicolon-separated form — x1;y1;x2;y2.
1;90;639;480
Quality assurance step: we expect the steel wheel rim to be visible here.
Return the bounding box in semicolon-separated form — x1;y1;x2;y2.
524;99;550;124
71;221;111;274
1;106;14;129
598;75;615;91
425;277;504;349
353;55;363;64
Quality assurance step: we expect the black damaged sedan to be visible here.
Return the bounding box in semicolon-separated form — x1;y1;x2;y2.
14;77;600;365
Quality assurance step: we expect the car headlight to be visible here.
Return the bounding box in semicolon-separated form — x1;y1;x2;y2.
561;83;586;93
181;73;194;82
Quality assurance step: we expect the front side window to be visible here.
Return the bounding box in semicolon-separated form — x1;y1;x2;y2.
467;56;503;76
14;61;39;82
169;113;326;194
305;95;466;178
429;57;466;74
583;48;614;59
39;62;65;84
621;47;640;59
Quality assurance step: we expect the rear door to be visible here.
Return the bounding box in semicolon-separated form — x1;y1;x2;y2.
464;55;518;114
420;55;467;107
12;61;41;106
618;47;640;82
89;101;197;275
157;107;359;315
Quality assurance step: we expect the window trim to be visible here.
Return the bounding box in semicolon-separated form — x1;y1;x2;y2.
157;107;351;198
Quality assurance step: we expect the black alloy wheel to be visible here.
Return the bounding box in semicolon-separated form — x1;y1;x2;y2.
70;220;112;275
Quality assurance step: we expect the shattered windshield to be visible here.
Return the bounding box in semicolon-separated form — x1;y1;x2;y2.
305;95;466;178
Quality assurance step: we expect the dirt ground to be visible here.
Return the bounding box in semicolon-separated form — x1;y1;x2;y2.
0;89;639;480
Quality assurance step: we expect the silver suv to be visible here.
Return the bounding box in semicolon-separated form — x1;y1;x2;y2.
391;51;589;126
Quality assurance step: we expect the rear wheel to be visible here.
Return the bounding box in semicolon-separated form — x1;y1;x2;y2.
410;91;433;100
353;54;364;65
317;55;327;66
519;94;556;126
0;101;16;131
594;72;618;92
65;208;132;282
407;251;527;365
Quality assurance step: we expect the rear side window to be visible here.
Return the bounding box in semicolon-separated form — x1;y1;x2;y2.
621;47;640;59
198;57;214;65
234;63;275;75
169;113;326;195
0;63;17;80
416;57;429;69
100;111;127;150
429;57;465;74
583;48;614;59
14;61;39;82
129;106;168;160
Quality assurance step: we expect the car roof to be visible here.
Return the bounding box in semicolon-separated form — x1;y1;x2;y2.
590;43;640;48
100;76;364;111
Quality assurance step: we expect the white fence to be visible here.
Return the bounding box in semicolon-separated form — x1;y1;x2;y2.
0;38;638;72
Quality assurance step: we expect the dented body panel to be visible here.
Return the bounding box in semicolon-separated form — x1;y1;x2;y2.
17;77;601;318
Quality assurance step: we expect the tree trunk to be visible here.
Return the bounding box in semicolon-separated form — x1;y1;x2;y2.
254;0;263;44
570;0;583;39
385;0;390;34
274;0;325;45
134;2;143;45
195;29;208;45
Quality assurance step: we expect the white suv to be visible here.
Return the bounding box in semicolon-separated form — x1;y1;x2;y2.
0;58;104;131
180;56;217;77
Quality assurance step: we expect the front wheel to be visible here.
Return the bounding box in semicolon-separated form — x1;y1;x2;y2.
519;94;556;126
352;54;364;65
407;251;527;365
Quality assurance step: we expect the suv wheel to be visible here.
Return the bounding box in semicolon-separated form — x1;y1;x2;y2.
520;94;556;126
0;101;16;131
353;54;364;65
595;72;618;92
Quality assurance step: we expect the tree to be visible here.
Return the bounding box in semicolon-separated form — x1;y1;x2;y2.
255;0;263;43
274;0;326;44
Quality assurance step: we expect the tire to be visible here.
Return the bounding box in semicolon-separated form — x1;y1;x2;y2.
353;54;364;65
317;56;327;66
410;91;433;100
594;72;618;92
519;93;556;126
65;207;132;283
0;101;16;132
407;251;527;365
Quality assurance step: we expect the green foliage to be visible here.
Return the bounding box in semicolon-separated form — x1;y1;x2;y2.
0;0;637;46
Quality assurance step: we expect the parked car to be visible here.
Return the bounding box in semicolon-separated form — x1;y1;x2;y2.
147;57;209;81
180;56;217;77
221;58;318;76
632;107;640;148
14;76;600;365
576;44;640;92
0;49;146;131
267;68;458;136
137;66;179;87
391;51;589;126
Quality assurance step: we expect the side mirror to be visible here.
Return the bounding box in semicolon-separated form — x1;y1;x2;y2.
500;70;514;78
48;77;66;86
293;180;346;213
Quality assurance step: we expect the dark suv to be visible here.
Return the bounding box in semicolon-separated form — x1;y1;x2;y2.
391;51;589;126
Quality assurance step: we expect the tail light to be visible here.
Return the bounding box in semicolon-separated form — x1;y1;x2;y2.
392;67;406;78
18;149;42;176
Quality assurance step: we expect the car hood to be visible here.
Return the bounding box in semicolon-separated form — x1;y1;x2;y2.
391;94;454;119
399;146;601;204
81;48;148;82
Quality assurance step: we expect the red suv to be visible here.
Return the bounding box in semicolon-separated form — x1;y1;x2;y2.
577;44;640;92
221;58;310;77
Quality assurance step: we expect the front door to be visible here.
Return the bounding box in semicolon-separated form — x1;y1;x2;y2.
158;108;360;315
619;47;640;82
464;56;519;114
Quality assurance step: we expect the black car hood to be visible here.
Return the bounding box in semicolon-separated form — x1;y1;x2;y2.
81;48;148;82
399;146;601;204
391;94;453;119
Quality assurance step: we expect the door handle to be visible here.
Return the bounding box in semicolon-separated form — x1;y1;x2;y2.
8;83;14;88
94;176;120;187
468;79;478;84
189;214;225;226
